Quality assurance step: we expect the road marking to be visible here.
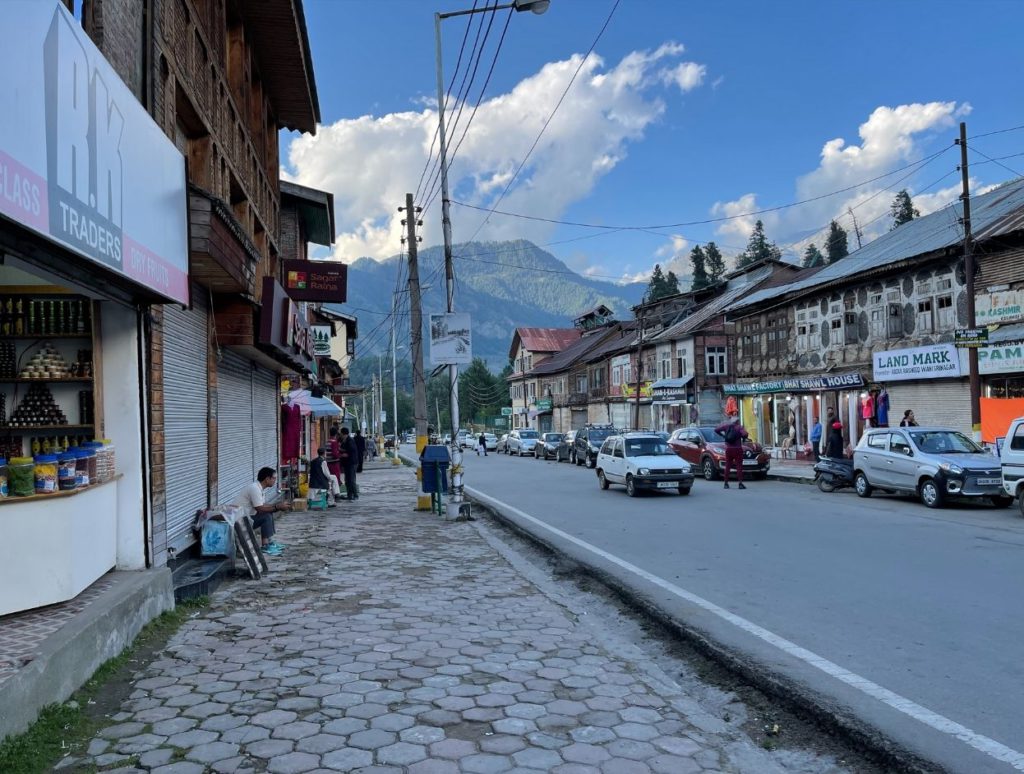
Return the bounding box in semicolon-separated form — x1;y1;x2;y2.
467;486;1024;771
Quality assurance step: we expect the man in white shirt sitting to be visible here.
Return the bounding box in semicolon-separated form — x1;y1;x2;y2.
235;466;287;555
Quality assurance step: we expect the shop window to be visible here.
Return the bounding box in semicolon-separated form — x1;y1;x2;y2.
705;346;727;376
989;377;1024;399
936;294;954;329
576;375;588;393
660;354;671;379
917;299;934;332
844;311;858;344
888;303;903;338
675;356;687;377
870;308;885;339
767;314;788;356
612;366;621;386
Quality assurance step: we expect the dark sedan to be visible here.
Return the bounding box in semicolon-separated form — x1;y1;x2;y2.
555;430;577;462
535;432;563;460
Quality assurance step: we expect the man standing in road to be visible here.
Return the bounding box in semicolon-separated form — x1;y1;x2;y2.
810;416;823;462
338;427;359;500
715;416;749;490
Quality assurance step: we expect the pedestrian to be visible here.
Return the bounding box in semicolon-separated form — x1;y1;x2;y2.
234;467;288;554
477;432;488;457
809;416;822;462
338;427;359;500
366;434;378;460
308;447;340;506
825;421;845;459
714;416;748;490
354;428;366;473
327;428;343;502
899;409;918;427
821;407;835;458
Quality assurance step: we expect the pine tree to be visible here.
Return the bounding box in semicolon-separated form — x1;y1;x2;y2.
737;220;783;268
825;220;849;263
802;243;825;268
889;189;920;229
647;264;673;300
665;270;680;295
704;241;726;283
689;245;709;290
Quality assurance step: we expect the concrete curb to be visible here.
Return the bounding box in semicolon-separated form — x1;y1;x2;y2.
766;472;815;485
0;568;174;742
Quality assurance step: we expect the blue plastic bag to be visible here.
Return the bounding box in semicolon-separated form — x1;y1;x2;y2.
201;520;232;557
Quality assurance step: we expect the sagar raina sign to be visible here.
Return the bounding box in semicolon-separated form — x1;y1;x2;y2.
0;2;188;303
284;259;347;303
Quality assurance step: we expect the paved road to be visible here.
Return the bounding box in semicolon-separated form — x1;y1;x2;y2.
462;448;1024;772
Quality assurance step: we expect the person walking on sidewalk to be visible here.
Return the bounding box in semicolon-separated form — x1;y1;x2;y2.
810;416;822;462
354;429;367;473
715;416;748;490
477;432;488;457
338;427;359;500
900;409;918;427
327;427;343;500
234;467;288;554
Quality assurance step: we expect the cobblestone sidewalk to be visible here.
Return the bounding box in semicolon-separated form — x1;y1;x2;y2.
65;464;835;774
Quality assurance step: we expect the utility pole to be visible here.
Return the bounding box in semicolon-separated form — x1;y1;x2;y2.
848;206;864;249
391;289;399;453
633;301;645;431
403;193;431;509
957;121;981;439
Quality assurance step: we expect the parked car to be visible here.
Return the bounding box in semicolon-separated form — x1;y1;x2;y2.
853;426;1010;509
555;430;578;462
505;429;540;456
535;432;563;460
1000;417;1024;517
483;432;498;451
668;426;771;480
596;432;695;496
456;429;471;448
496;433;509;453
573;424;617;468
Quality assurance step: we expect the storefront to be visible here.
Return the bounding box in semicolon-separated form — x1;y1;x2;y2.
650;376;694;433
978;327;1024;442
872;343;970;435
724;373;866;451
0;2;188;614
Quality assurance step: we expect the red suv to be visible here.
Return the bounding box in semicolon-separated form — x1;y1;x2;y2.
668;426;770;480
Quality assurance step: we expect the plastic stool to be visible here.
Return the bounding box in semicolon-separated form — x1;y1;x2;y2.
307;489;329;511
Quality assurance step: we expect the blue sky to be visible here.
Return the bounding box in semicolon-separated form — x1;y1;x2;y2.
284;0;1024;284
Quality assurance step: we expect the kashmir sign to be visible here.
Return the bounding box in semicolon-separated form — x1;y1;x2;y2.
872;343;961;382
429;313;472;365
0;2;189;303
284;259;347;303
976;289;1024;325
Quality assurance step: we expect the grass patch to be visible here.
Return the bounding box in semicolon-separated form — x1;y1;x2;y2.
0;596;209;774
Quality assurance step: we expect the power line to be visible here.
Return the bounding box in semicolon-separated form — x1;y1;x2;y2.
970;123;1024;140
969;146;1024;180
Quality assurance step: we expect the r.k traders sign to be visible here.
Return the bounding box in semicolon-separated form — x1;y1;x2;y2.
0;2;188;303
872;343;962;382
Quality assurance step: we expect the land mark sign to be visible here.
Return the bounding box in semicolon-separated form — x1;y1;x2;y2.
872;343;962;381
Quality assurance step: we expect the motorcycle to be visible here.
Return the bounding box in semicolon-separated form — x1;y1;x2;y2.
813;457;854;493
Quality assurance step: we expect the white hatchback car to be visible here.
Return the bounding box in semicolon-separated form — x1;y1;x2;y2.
596;432;696;497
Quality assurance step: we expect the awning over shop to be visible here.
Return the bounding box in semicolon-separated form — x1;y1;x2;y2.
651;375;693;405
650;377;693;390
989;322;1024;343
308;396;342;417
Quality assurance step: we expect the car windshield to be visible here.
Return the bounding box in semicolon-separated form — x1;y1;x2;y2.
519;430;539;439
543;434;562;442
910;430;985;454
624;439;674;456
697;428;719;442
588;428;614;442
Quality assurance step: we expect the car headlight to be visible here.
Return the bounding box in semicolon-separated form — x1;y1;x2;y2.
939;462;964;475
638;468;650;475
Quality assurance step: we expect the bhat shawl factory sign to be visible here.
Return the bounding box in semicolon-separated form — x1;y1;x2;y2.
0;1;189;303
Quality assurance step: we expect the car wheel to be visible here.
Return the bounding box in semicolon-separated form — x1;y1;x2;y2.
598;471;609;490
586;454;596;469
854;472;872;498
990;495;1014;508
920;477;944;509
816;475;836;493
625;475;637;497
678;485;691;496
575;451;582;466
518;448;524;457
702;457;716;481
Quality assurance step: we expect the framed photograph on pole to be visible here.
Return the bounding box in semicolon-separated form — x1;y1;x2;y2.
430;313;472;365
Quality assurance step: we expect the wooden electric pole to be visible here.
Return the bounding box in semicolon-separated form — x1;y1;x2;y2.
957;122;981;438
403;194;428;452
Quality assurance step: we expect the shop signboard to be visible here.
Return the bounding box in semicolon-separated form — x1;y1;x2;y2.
872;343;961;382
955;327;989;348
259;277;316;373
283;259;347;303
978;342;1024;375
0;2;189;304
430;313;472;365
976;289;1024;325
723;373;865;395
621;381;653;399
311;325;332;357
536;397;553;411
501;407;513;416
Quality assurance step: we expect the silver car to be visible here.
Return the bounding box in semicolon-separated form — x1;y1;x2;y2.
853;427;1011;509
505;429;540;457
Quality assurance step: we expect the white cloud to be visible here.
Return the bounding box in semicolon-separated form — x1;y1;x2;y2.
710;101;975;260
284;43;708;262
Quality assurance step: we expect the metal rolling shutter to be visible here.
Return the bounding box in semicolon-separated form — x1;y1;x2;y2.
252;366;279;477
610;403;630;429
699;388;724;425
217;350;255;505
164;293;209;551
886;380;971;435
571;409;587;429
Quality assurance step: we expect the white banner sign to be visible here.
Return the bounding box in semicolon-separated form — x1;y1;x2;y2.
872;343;962;382
0;2;188;303
976;289;1024;325
430;313;472;365
311;325;332;357
979;342;1024;375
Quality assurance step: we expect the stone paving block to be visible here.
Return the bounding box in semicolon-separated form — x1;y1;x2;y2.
99;721;147;739
210;756;251;773
370;712;416;731
462;752;515;773
407;759;461;774
267;751;322;774
133;706;180;723
377;740;428;765
648;754;701;774
295;733;348;754
116;733;168;754
151;763;206;774
138;748;175;768
166;728;219;748
246;738;295;759
221;724;271;745
201;714;247;732
606;738;657;760
600;759;653;774
252;709;299;727
480;734;528;754
87;738;110;756
512;745;565;769
346;701;390;719
320;747;374;770
562;742;612;764
493;717;538;735
348;727;397;749
570;725;617;744
186;741;241;764
272;721;321;740
322;717;368;736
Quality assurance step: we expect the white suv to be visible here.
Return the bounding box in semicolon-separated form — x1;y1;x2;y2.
1000;416;1024;517
596;432;695;497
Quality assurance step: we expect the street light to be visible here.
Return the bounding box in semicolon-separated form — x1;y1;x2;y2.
433;0;551;462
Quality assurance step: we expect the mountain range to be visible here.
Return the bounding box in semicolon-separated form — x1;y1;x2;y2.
327;240;648;371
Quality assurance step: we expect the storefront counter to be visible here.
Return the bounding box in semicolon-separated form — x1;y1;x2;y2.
0;477;119;615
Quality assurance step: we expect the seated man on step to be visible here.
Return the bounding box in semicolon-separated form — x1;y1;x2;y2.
234;466;288;555
309;447;341;505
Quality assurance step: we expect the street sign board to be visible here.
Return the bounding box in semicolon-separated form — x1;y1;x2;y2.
429;313;472;365
500;407;513;416
955;327;989;348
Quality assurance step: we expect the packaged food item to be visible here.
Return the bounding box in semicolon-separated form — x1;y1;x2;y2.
94;439;116;483
0;457;8;498
58;453;77;491
34;454;58;494
75;447;94;487
10;457;34;497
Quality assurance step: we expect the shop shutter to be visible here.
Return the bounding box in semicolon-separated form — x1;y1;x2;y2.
163;293;209;552
571;409;587;429
217;350;256;505
251;365;279;477
886;380;971;435
699;388;724;425
610;402;630;429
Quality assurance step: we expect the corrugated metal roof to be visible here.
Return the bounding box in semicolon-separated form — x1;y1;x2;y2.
731;177;1024;312
528;327;620;376
511;327;581;360
583;322;639;363
656;266;775;340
